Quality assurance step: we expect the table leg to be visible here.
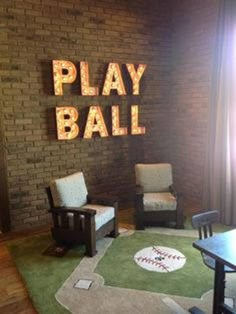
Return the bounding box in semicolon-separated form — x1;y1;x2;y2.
213;261;225;314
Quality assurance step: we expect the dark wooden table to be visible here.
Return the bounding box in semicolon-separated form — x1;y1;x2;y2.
191;229;236;314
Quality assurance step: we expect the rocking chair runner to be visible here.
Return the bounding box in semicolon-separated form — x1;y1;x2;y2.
46;172;119;257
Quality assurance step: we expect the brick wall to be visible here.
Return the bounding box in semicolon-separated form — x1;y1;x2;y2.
0;0;172;230
169;0;219;212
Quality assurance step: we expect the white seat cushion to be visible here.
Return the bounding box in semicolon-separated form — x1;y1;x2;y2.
82;204;115;230
67;204;115;231
50;171;114;231
143;192;177;212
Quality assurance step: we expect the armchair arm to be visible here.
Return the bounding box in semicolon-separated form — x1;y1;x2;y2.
87;194;118;206
135;184;143;195
169;185;185;229
135;185;144;209
49;206;96;231
49;206;96;217
169;184;177;195
169;185;183;199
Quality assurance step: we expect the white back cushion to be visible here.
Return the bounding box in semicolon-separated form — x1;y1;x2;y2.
135;163;173;193
50;172;88;208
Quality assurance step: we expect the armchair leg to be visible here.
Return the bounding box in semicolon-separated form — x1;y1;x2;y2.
110;202;119;238
110;228;119;238
86;240;96;257
135;216;145;230
136;224;145;230
176;210;185;229
109;218;119;238
85;215;97;257
135;193;145;230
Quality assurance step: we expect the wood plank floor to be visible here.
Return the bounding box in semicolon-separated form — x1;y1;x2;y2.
0;209;135;313
0;242;37;314
0;226;51;314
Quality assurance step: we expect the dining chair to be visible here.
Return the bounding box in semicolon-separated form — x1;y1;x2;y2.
191;210;235;272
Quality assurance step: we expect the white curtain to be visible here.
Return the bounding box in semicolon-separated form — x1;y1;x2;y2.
204;0;236;225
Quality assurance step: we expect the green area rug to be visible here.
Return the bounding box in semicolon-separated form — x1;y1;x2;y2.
7;219;231;313
7;233;84;314
95;232;214;298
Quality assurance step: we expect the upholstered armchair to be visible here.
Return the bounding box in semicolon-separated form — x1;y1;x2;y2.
46;172;119;257
135;163;184;229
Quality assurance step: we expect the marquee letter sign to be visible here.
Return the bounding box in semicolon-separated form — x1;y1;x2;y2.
126;64;146;95
112;105;128;136
52;60;147;140
80;61;99;96
56;106;79;139
84;106;108;139
53;60;77;96
131;105;146;135
102;63;126;96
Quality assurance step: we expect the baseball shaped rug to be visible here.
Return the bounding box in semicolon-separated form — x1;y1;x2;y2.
134;246;186;273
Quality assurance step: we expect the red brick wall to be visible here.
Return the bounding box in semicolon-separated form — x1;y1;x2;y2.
169;0;219;212
0;0;172;229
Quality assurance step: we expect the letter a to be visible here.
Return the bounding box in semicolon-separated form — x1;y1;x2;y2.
84;106;109;138
102;63;126;96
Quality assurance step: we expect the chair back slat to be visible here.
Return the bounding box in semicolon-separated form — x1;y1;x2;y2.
203;225;208;239
192;210;219;239
209;224;213;237
198;227;202;239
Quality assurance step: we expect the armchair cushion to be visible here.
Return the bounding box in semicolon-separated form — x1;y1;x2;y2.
67;205;114;230
50;172;88;208
82;204;115;230
143;192;177;212
135;163;173;193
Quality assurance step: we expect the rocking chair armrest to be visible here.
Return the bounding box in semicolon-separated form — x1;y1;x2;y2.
135;185;143;196
87;194;118;206
48;206;96;217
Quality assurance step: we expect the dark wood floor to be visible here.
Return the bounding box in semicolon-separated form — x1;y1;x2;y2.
0;209;135;313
